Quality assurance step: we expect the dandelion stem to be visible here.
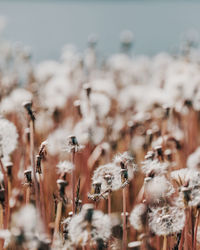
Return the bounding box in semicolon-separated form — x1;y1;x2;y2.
71;150;75;214
26;184;31;204
30;120;40;210
194;209;200;250
122;187;127;250
184;208;189;250
108;191;111;215
163;235;167;250
156;236;160;250
0;204;3;249
53;200;62;243
38;173;47;230
7;177;11;225
0;159;8;229
178;228;184;250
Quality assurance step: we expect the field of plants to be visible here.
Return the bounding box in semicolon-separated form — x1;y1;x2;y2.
0;28;200;250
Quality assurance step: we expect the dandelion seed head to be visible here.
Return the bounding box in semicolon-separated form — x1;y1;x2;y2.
68;207;111;247
129;203;147;231
145;176;174;202
0;88;32;115
92;163;121;193
187;147;200;170
56;161;74;175
114;151;137;181
142;159;169;177
148;205;185;236
0;118;18;157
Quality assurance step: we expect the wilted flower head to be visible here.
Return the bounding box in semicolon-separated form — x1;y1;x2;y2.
68;204;111;247
0;118;18;158
148;205;185;236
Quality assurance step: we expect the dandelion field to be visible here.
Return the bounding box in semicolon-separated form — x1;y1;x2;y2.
1;19;200;250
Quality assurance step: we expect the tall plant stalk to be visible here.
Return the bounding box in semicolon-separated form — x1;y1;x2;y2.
122;187;127;250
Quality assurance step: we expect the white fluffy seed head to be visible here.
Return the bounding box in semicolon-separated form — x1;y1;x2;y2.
114;151;137;181
92;163;121;193
129;203;147;231
68;208;111;247
187;147;200;170
144;176;174;202
148;205;185;236
142;159;169;176
0;118;18;157
56;161;74;175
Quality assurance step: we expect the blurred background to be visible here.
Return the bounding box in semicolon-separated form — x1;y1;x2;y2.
0;0;200;62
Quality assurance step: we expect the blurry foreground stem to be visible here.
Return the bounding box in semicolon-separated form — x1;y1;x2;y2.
122;187;127;250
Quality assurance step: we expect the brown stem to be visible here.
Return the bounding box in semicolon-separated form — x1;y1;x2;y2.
178;228;184;250
30;120;40;210
194;209;200;250
156;236;160;250
108;191;111;215
53;201;62;244
7;177;11;226
163;235;167;250
71;150;75;214
184;208;189;250
0;159;8;229
122;187;127;250
38;174;46;224
0;204;3;249
26;185;31;204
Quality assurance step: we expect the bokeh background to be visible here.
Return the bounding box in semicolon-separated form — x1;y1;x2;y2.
1;0;200;61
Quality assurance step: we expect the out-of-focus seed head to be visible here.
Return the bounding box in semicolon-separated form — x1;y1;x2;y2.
0;118;18;158
148;205;185;236
129;203;148;232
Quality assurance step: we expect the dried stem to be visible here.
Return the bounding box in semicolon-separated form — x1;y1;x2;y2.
26;184;31;204
194;209;200;250
7;177;11;225
0;159;8;229
30;120;40;210
163;235;167;250
38;173;47;227
71;150;75;214
122;187;127;250
0;204;3;249
108;191;111;215
156;236;160;250
178;228;184;250
53;200;62;244
184;208;189;250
